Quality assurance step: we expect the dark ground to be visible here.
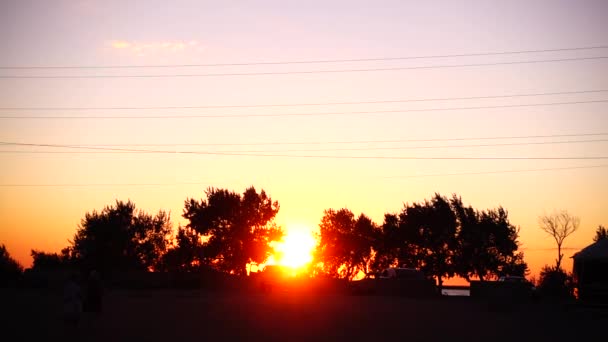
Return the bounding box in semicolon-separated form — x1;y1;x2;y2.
2;289;606;341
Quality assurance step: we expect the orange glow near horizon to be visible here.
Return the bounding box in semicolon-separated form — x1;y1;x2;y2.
272;225;317;271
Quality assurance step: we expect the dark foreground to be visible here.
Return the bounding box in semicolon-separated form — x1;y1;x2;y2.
2;289;606;341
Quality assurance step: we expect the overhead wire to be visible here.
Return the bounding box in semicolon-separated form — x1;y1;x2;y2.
1;56;607;79
1;138;607;154
1;45;606;69
1;89;606;111
2;47;607;181
383;164;608;178
1;141;606;160
1;133;606;147
1;164;606;187
1;99;606;119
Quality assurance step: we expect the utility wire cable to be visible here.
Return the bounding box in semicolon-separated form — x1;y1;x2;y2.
2;139;606;154
2;89;606;111
2;56;606;79
0;181;214;187
383;164;608;178
2;133;606;147
1;164;606;187
1;141;606;160
522;246;585;251
2;99;606;119
1;45;606;69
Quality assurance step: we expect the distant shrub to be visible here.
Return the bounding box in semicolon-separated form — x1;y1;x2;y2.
0;244;23;287
538;265;573;299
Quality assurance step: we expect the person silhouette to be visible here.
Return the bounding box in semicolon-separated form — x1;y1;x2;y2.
63;272;83;328
85;270;103;314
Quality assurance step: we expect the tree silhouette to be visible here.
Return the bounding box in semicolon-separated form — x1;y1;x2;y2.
0;244;23;286
499;252;528;277
158;226;204;272
311;193;529;287
183;187;283;275
451;196;525;280
312;208;378;280
31;248;72;271
401;194;458;289
593;225;608;242
539;210;580;269
71;200;172;274
370;213;407;272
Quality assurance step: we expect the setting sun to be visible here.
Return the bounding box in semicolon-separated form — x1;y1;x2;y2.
274;227;317;270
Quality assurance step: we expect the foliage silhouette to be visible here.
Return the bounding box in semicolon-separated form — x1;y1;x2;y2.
158;226;204;272
538;265;574;298
0;244;23;286
539;210;580;269
593;225;608;242
400;194;458;289
13;189;531;290
312;193;527;288
183;187;283;275
451;195;526;281
31;248;73;271
370;213;409;273
312;208;378;280
70;200;172;274
499;252;528;278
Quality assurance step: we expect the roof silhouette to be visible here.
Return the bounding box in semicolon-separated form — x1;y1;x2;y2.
572;239;608;260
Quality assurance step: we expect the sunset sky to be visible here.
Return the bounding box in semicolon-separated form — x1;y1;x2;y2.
1;0;607;280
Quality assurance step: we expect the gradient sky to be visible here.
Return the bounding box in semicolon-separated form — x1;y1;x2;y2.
1;0;607;280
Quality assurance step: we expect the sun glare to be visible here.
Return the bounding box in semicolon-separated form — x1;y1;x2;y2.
274;227;316;270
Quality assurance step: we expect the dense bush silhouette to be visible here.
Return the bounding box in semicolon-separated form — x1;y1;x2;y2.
31;249;73;271
0;244;23;287
538;265;573;298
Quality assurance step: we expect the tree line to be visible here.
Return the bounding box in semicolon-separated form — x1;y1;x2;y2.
2;186;606;288
27;187;283;277
312;193;527;288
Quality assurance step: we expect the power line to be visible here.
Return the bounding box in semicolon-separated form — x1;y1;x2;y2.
383;164;608;178
2;139;606;154
1;99;605;119
0;182;213;187
2;45;606;69
1;56;606;79
1;164;606;187
522;247;584;251
1;133;605;147
1;141;606;160
2;89;606;111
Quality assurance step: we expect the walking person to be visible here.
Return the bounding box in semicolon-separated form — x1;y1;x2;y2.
63;272;83;331
85;270;103;314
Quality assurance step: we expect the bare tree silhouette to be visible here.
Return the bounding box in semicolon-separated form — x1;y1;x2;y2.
539;210;580;270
